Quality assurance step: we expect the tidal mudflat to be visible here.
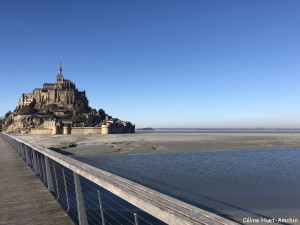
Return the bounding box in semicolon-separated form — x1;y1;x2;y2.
14;132;300;157
13;132;300;224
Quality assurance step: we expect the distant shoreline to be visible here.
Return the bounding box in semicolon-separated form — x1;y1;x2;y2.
139;128;300;131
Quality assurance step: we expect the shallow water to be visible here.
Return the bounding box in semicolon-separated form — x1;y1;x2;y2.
137;130;300;134
78;148;300;223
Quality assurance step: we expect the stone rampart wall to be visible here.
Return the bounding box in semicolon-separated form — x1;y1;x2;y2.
70;127;102;134
111;126;135;134
110;127;125;134
53;126;63;134
30;128;52;135
30;126;134;135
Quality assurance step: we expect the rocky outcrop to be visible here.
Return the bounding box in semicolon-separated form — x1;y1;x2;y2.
4;114;33;133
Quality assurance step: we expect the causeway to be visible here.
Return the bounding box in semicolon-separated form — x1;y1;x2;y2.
0;136;73;225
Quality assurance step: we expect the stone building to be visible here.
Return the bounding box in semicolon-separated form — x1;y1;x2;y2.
18;58;88;109
43;119;57;130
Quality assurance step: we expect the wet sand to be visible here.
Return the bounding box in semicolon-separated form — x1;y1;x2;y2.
13;132;300;157
11;132;300;224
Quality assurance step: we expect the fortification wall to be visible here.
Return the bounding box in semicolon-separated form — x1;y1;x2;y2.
125;126;135;133
101;125;110;134
53;126;63;134
30;128;52;135
70;127;102;134
110;126;135;134
30;126;134;135
110;127;125;134
63;126;71;135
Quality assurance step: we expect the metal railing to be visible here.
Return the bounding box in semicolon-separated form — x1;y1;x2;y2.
1;133;238;225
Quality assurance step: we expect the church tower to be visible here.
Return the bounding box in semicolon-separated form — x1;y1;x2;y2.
56;56;63;84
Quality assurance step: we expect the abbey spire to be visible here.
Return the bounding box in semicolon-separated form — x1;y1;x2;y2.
57;56;63;77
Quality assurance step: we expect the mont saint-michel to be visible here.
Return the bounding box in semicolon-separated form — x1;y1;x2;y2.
1;59;135;135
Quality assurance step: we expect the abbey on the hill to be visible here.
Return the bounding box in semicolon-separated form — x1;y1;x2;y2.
18;58;88;110
2;58;135;135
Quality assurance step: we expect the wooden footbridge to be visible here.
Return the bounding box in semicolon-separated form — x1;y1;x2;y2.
0;134;238;225
0;136;73;225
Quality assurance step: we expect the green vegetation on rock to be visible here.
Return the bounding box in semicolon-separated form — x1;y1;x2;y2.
3;118;13;131
5;110;12;118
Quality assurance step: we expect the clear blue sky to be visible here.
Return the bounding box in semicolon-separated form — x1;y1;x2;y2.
1;0;300;128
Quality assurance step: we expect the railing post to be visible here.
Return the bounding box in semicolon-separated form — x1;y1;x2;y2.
32;150;39;174
45;156;55;192
41;157;46;184
21;143;25;160
97;190;105;225
53;162;60;200
36;153;42;177
22;143;26;160
134;213;139;225
62;169;70;212
29;147;34;168
19;143;24;159
28;147;33;168
17;141;20;155
74;172;88;225
16;141;20;154
25;146;31;167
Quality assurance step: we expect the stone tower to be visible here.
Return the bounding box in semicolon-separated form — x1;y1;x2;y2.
18;57;89;109
56;56;63;84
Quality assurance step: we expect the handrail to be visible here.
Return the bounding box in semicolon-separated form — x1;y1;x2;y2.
1;133;238;225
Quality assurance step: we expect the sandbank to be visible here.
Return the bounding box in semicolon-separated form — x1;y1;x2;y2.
13;132;300;157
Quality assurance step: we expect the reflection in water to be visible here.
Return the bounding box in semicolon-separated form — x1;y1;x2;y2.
78;148;300;223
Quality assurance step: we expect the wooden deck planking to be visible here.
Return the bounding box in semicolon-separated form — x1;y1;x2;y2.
0;137;74;225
